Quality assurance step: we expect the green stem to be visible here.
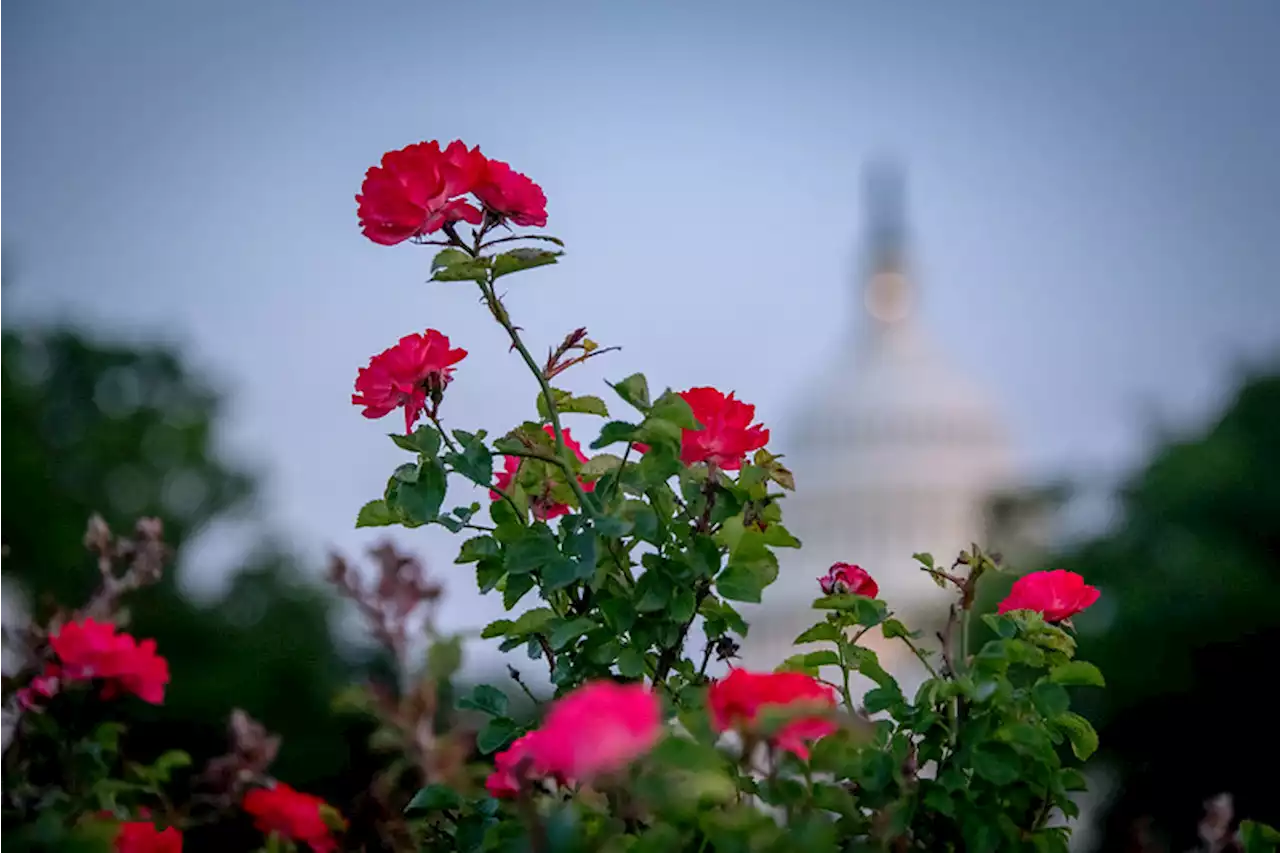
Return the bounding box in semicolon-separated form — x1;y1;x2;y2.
838;640;857;711
479;277;594;518
428;414;459;453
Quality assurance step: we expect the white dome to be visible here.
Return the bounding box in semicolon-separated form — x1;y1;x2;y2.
736;166;1017;679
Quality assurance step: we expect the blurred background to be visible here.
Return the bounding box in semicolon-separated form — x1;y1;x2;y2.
3;1;1279;850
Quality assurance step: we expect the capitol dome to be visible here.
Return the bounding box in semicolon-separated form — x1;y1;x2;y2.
740;164;1015;673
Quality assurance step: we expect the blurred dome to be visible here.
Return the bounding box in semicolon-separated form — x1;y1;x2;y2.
739;163;1015;673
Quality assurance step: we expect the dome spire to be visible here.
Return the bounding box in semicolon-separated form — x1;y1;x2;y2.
860;160;914;327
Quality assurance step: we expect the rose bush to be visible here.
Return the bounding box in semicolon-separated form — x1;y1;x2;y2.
5;138;1278;853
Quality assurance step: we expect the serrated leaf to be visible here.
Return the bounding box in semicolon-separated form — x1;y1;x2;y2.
509;607;556;636
393;460;447;523
971;743;1021;785
548;617;596;650
537;388;609;420
1054;712;1099;760
480;619;513;639
476;718;519;754
716;561;777;603
616;647;646;678
881;618;911;639
1048;661;1106;688
610;373;651;411
1032;681;1071;717
405;783;462;815
581;453;623;478
355;499;396;528
591;420;639;449
794;622;844;645
492;248;561;279
455;535;499;564
431;248;472;271
456;684;508;717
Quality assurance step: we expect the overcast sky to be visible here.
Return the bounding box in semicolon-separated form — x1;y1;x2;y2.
4;1;1279;632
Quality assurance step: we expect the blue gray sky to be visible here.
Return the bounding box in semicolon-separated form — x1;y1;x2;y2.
5;1;1280;622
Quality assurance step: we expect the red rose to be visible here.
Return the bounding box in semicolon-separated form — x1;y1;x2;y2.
486;732;552;799
242;783;341;853
490;425;596;520
115;822;182;853
708;669;837;760
472;158;548;228
997;569;1100;623
356;140;486;245
48;619;169;705
818;563;879;598
15;663;63;711
530;681;661;780
678;387;770;471
352;329;467;434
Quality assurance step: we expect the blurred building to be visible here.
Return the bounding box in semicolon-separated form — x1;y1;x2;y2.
741;164;1016;676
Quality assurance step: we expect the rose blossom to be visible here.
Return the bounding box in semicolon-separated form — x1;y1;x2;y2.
529;681;662;780
818;562;879;598
678;387;770;470
486;732;555;799
242;782;341;853
351;329;467;434
997;569;1100;623
114;821;183;853
356;140;486;245
47;618;169;705
708;669;838;760
15;663;63;711
472;158;548;227
490;425;596;520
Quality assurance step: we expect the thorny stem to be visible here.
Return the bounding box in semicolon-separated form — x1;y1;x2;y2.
478;233;564;251
428;414;459;454
508;666;542;708
477;275;595;519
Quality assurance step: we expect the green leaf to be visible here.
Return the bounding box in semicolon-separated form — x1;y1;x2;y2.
549;617;595;650
476;718;519;754
390;425;441;457
405;783;462;815
431;248;471;271
617;647;647;678
537;388;609;420
541;554;592;591
716;561;777;603
881;618;911;639
812;594;886;626
1054;712;1099;760
503;573;536;609
1239;821;1280;853
355;499;396;528
793;623;844;645
971;743;1022;785
982;613;1019;639
455;535;499;564
508;608;556;637
610;373;651;412
456;684;509;717
591;420;639;449
599;597;636;633
505;527;561;575
393;459;448;523
492;248;561;279
446;430;493;485
635;571;673;612
1031;681;1071;718
425;635;463;682
863;683;906;715
480;619;513;639
581;453;623;478
1048;661;1106;688
431;253;489;282
476;558;505;593
648;390;697;429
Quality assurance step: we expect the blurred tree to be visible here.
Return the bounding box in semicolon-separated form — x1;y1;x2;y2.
983;370;1280;851
1;324;378;846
